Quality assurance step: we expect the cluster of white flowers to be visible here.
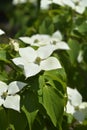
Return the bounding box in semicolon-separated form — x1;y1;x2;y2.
0;29;69;111
41;0;87;14
12;30;69;78
19;31;69;50
0;81;27;112
12;0;87;14
65;87;87;123
0;29;27;112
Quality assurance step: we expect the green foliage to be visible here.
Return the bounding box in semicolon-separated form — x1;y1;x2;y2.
42;85;64;127
22;90;39;130
0;107;8;130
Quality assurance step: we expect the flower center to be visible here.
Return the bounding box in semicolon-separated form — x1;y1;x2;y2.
34;39;39;43
73;0;79;5
34;57;41;65
1;91;8;100
50;40;57;45
75;2;79;5
75;106;79;110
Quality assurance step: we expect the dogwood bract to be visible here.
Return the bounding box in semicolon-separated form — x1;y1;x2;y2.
0;29;5;35
41;0;87;14
19;34;51;47
13;0;37;5
0;81;27;112
19;31;69;51
40;0;64;9
66;87;87;123
48;31;69;51
63;0;87;14
12;45;62;78
12;0;27;5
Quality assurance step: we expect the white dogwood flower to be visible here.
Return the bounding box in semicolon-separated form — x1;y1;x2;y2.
19;31;69;51
12;0;36;5
41;0;87;14
12;46;62;78
48;31;70;51
0;81;27;112
13;0;27;5
73;102;87;122
63;0;87;14
0;29;5;35
19;34;51;47
40;0;64;9
67;87;82;107
65;87;87;123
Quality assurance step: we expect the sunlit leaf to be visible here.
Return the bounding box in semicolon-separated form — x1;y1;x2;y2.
42;85;64;127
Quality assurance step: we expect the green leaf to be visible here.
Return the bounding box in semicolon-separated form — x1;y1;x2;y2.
68;39;80;64
44;69;66;94
0;107;8;130
77;21;87;35
44;69;66;85
8;109;27;130
22;91;39;130
39;17;54;35
0;50;10;63
0;71;8;82
42;85;64;127
22;106;38;130
39;75;45;89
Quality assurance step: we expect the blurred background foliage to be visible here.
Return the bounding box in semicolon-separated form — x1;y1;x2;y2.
0;0;41;37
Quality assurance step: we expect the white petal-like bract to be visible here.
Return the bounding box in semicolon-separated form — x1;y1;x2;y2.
0;81;26;112
0;81;8;95
19;47;36;62
40;57;62;70
8;81;27;95
4;95;20;112
0;29;5;35
67;87;82;107
37;45;53;59
66;87;87;123
24;63;41;78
